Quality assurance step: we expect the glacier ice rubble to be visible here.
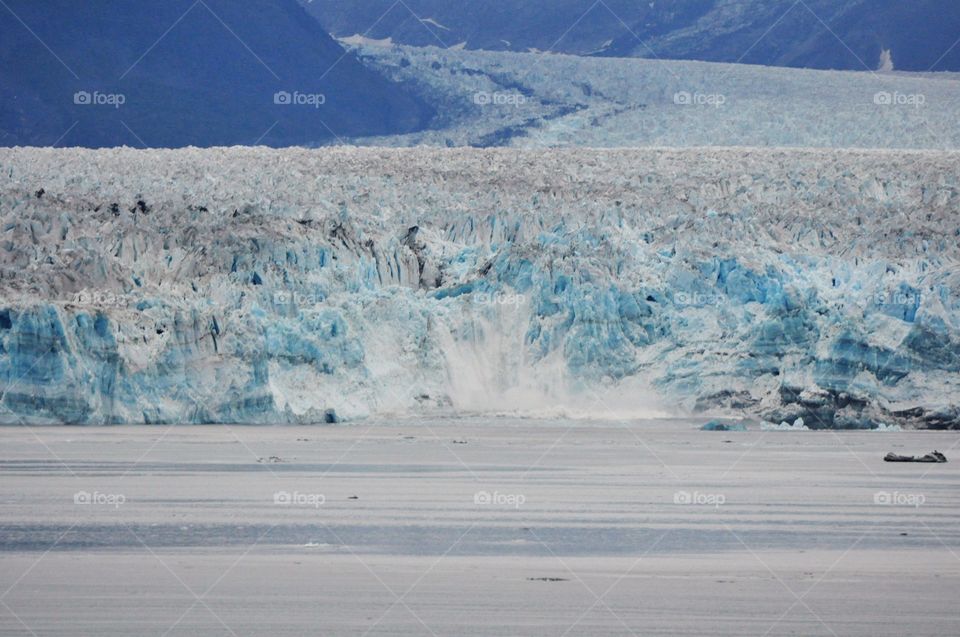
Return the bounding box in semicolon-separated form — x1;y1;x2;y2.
0;146;958;427
761;419;810;432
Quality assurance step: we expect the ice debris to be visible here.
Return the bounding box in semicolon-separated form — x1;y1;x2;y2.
761;419;810;431
701;420;748;432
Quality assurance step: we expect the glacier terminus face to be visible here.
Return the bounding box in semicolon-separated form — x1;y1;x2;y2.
0;146;958;428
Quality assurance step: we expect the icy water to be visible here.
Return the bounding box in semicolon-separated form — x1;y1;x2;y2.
1;419;959;636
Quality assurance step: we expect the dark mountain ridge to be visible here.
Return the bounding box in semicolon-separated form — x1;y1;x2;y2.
302;0;960;72
1;0;433;147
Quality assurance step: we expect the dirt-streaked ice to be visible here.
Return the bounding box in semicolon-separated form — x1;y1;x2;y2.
348;44;960;149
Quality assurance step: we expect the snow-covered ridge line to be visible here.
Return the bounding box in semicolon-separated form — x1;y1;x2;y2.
0;147;958;427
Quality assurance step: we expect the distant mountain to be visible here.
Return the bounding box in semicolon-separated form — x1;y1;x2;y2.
0;0;434;147
301;0;960;72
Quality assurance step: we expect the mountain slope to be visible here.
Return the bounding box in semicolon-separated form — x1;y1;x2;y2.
0;0;433;147
610;0;960;72
302;0;960;71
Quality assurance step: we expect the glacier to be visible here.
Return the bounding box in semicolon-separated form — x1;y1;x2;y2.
344;43;960;150
0;146;958;427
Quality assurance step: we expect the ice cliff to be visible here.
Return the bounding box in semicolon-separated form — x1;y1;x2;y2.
0;147;958;427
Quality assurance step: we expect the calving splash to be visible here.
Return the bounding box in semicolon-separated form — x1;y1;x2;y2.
0;147;958;428
436;298;667;419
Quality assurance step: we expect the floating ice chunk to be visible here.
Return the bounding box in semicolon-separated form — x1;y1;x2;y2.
761;420;810;431
701;420;747;432
873;423;902;432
